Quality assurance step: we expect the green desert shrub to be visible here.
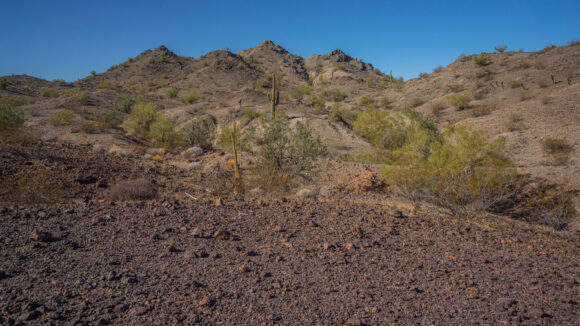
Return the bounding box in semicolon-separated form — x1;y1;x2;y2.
320;89;347;102
183;88;204;104
123;102;159;136
243;108;265;122
358;96;373;107
305;95;325;112
96;106;124;128
50;109;75;126
473;54;491;66
259;117;327;174
290;84;313;100
97;80;116;89
73;89;89;104
149;114;182;148
41;87;59;98
116;95;136;113
179;115;217;150
166;87;178;98
329;104;358;128
446;93;470;110
0;78;8;90
0;103;24;130
381;123;515;217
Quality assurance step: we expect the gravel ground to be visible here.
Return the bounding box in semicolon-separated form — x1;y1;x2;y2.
1;198;578;325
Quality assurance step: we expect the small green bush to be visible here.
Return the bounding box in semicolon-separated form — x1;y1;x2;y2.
96;106;124;128
259;118;327;174
50;109;75;126
0;103;24;130
446;93;470;110
494;44;508;53
179;115;217;150
41;87;59;98
123;102;159;136
358;96;373;107
381;123;515;216
166;88;178;98
290;85;313;100
305;95;325;112
116;95;135;113
473;54;491;66
329;104;358;128
149;114;182;148
0;78;8;90
320;89;347;102
243;108;265;122
183;89;204;104
457;53;470;62
74;89;89;104
97;80;116;89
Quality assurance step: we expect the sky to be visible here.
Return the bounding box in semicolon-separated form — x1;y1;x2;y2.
1;0;579;81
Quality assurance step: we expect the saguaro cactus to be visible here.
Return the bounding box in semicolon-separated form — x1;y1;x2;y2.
268;74;280;118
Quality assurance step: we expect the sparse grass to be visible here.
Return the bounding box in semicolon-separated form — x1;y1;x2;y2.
320;89;347;102
358;96;373;107
0;169;69;204
533;60;546;70
430;102;446;117
0;103;24;130
107;178;158;201
243;108;265;122
520;61;531;69
50;109;75;126
166;87;178;98
506;113;525;131
471;104;495;117
458;53;470;62
290;84;313;100
97;80;116;89
41;87;59;98
305;95;325;112
183;89;204;104
448;84;465;92
80;121;109;134
0;96;30;107
471;89;486;100
446;93;470;110
378;97;391;108
73;89;89;104
509;80;521;88
542;137;574;165
410;97;424;108
473;54;491;66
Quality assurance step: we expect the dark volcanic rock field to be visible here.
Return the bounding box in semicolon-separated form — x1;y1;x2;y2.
1;198;578;325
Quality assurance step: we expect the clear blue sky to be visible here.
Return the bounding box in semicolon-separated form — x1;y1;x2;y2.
1;0;578;81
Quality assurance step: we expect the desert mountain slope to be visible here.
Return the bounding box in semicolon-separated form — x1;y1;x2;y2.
1;41;579;186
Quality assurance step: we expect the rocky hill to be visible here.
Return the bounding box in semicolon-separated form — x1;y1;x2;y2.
1;41;579;187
